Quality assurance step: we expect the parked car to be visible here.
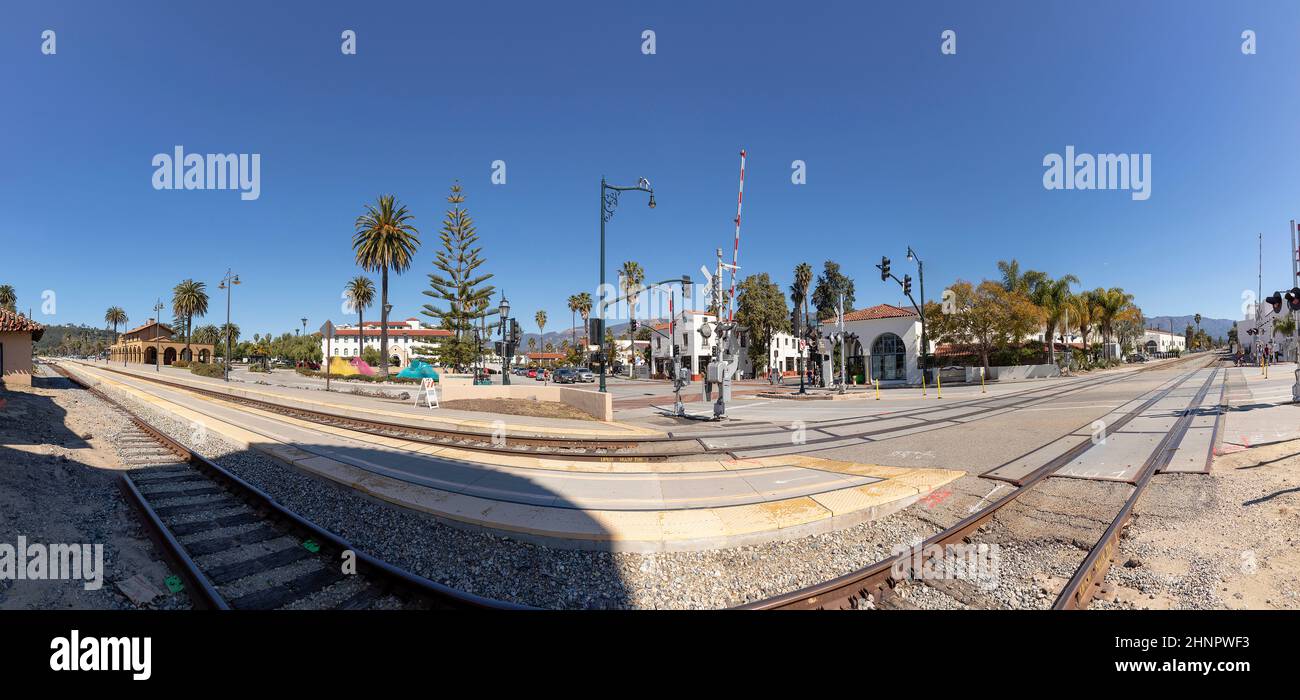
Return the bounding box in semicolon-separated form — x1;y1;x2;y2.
535;368;549;381
576;368;595;383
1126;353;1148;363
553;368;578;384
526;367;538;378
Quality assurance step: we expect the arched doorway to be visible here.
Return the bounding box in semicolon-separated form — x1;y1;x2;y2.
871;332;906;381
181;348;192;362
846;338;865;384
164;347;177;365
198;349;209;363
144;347;158;365
1145;340;1157;354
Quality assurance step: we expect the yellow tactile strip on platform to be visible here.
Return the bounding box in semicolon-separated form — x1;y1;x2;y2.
66;362;963;551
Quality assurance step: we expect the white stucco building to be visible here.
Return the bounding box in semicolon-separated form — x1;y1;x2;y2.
821;304;925;385
1140;328;1187;355
321;317;451;367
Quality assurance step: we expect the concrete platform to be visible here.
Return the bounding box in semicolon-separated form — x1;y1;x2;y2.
1218;363;1300;453
70;360;661;441
63;361;962;552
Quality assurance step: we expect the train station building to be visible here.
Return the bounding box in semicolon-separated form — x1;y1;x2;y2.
0;308;45;387
108;319;215;366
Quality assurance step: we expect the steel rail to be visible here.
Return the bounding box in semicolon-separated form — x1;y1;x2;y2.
1052;365;1220;610
50;362;529;610
738;356;1218;610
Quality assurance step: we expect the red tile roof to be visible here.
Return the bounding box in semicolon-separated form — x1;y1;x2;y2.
334;328;451;337
527;352;565;360
0;308;45;341
821;304;918;323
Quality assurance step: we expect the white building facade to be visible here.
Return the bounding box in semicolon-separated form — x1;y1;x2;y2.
822;304;925;386
321;317;451;367
1140;328;1187;355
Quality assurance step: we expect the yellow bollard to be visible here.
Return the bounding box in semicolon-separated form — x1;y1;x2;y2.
875;377;880;400
980;367;986;393
922;372;927;396
937;371;942;399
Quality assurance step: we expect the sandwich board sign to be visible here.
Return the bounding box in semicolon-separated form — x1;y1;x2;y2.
415;377;438;408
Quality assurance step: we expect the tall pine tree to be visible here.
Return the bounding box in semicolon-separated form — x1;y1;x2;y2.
418;184;496;370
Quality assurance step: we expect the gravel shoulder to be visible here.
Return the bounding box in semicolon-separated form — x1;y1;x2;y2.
1094;445;1300;610
0;368;189;610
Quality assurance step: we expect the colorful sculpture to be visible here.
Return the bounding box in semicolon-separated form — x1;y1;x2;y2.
397;359;440;380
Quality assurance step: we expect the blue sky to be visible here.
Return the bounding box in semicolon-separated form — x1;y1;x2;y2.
3;0;1299;337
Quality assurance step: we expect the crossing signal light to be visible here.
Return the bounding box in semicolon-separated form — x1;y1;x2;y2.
1286;288;1300;312
630;319;638;332
1266;291;1284;314
903;274;913;296
879;256;891;281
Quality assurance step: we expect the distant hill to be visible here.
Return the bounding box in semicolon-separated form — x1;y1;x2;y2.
520;319;667;352
1144;315;1235;340
32;323;116;354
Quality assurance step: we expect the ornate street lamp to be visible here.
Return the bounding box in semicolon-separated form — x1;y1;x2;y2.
499;295;511;385
218;269;240;381
597;175;655;392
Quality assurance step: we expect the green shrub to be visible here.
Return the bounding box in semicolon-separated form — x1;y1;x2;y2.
248;364;269;373
190;363;224;378
172;359;190;368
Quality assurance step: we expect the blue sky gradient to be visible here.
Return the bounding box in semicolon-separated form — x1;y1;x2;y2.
3;0;1299;336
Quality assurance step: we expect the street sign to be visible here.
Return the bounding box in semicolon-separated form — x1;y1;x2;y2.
319;320;335;339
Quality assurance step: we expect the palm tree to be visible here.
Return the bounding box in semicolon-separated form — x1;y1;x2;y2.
573;292;592;362
1094;287;1134;360
353;195;420;378
791;262;813;378
1194;313;1202;346
192;324;220;346
535;310;547;352
567;294;582;351
620;261;644;372
1032;275;1079;365
219;323;240;359
104;306;128;344
344;276;376;357
0;284;16;313
171;279;209;362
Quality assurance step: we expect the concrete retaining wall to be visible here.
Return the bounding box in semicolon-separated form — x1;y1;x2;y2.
988;364;1060;381
435;383;613;421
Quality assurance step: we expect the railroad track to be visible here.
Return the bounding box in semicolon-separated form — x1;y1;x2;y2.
45;362;527;610
741;355;1222;610
66;354;1207;463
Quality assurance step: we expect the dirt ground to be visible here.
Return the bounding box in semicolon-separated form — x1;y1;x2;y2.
1097;441;1300;609
0;372;186;609
440;397;598;422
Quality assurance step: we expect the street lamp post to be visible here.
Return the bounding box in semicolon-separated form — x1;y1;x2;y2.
152;299;163;372
499;296;512;385
598;176;655;392
218;269;240;382
907;246;928;383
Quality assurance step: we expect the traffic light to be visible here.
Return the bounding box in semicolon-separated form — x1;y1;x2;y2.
879;256;891;281
1286;288;1300;312
903;274;913;296
629;319;638;332
511;319;522;345
1266;291;1284;314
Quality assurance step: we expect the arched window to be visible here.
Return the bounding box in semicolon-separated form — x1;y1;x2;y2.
871;332;906;381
